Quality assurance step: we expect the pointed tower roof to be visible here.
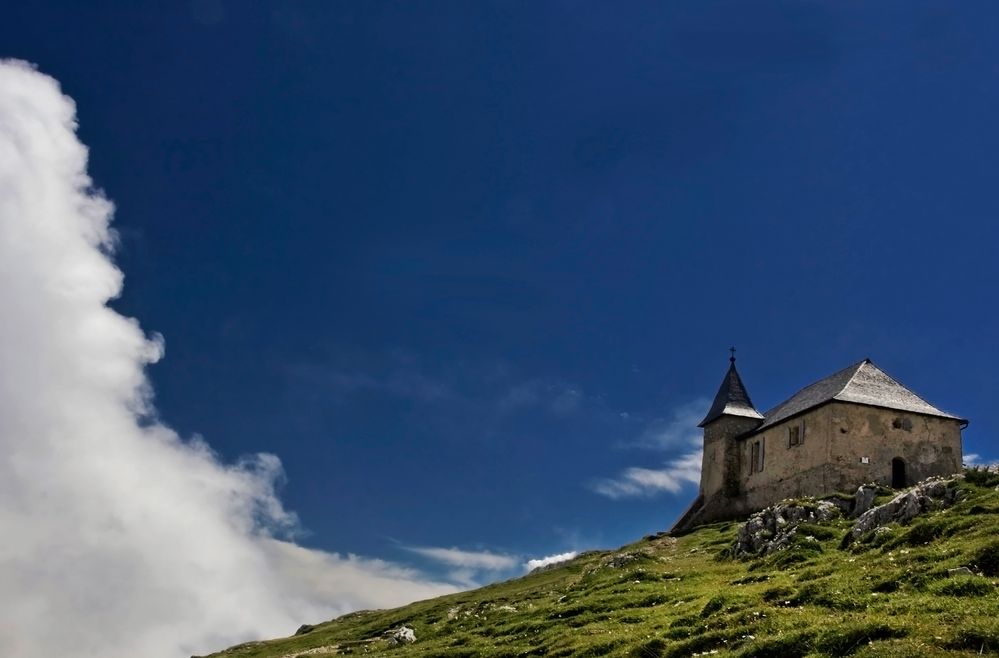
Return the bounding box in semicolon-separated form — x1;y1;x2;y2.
756;358;965;431
698;352;764;427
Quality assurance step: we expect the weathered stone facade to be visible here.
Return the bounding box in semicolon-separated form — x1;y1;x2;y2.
733;401;963;516
675;358;966;530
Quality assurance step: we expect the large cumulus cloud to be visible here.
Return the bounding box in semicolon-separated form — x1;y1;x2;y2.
0;60;456;658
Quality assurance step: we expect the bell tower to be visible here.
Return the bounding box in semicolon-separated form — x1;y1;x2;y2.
698;349;763;498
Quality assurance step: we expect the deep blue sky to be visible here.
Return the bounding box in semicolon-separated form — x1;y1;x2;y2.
6;2;997;579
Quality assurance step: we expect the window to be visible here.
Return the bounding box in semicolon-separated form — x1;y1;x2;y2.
751;439;765;474
788;420;806;447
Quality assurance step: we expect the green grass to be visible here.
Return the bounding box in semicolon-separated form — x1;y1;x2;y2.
202;473;999;658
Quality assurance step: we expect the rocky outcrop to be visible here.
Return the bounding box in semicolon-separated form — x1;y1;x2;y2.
590;535;678;571
734;500;840;557
851;485;879;517
849;476;960;540
385;626;416;645
733;476;964;556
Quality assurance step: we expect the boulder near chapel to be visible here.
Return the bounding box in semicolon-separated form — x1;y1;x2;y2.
674;355;967;531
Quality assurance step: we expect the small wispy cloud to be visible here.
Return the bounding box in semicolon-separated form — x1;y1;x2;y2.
404;546;519;571
965;453;981;465
525;551;578;571
403;545;521;588
591;450;702;499
591;398;707;499
629;399;707;450
497;379;587;417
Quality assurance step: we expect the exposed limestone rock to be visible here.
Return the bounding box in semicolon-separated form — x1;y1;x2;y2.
734;476;964;556
595;536;678;570
734;500;840;557
822;495;854;517
850;476;960;540
386;626;416;645
948;566;975;577
852;485;879;517
603;552;640;568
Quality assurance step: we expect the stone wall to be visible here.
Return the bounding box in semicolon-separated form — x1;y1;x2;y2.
699;415;765;499
825;402;962;489
739;404;834;510
738;402;963;511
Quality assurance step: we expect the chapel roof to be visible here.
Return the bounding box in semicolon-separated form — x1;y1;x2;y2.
698;357;765;427
754;358;965;431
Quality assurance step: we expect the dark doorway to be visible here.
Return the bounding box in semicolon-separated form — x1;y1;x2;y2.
892;458;906;489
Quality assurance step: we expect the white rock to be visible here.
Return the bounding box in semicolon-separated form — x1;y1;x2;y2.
386;626;416;644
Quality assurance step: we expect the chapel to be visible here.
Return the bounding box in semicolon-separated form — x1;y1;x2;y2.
673;354;967;531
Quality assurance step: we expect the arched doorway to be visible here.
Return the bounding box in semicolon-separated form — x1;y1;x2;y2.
892;458;906;489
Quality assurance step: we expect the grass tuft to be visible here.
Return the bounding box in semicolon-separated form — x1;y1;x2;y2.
734;631;814;658
965;467;999;488
631;638;666;658
700;594;726;617
814;622;906;655
973;540;999;576
933;577;994;596
944;626;999;653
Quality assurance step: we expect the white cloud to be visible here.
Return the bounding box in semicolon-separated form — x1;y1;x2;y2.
403;545;521;588
590;398;706;499
262;541;458;616
404;546;519;571
964;453;981;465
0;59;458;658
525;551;578;571
630;399;708;450
591;450;703;499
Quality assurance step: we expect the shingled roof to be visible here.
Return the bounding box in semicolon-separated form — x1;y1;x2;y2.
755;359;965;431
698;358;764;427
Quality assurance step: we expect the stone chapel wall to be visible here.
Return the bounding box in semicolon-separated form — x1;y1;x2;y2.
738;404;834;511
736;402;964;510
824;402;963;489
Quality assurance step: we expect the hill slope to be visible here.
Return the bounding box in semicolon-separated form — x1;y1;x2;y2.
204;470;999;658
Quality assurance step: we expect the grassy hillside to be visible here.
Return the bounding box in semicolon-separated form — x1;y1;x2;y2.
205;470;999;658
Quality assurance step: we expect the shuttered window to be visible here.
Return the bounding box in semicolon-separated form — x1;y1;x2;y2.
751;439;765;473
788;420;806;447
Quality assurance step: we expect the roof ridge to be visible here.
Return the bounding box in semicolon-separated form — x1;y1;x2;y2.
830;359;871;399
835;359;949;415
761;359;867;417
